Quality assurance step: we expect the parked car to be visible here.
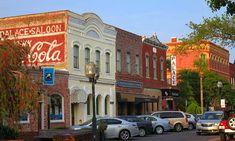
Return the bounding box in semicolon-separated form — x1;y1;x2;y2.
138;115;173;134
219;110;235;141
185;113;197;130
70;117;140;141
118;116;153;137
196;111;223;135
151;111;189;132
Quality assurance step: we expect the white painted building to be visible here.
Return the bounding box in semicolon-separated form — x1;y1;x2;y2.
67;12;117;125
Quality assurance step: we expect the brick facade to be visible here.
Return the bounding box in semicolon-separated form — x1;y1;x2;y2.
230;63;235;89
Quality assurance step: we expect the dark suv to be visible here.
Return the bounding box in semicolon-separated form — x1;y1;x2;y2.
219;110;235;141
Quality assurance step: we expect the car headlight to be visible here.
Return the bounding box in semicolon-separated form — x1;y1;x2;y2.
214;123;219;126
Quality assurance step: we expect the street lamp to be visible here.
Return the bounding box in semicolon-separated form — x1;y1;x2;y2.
85;62;99;141
217;81;224;109
199;72;204;114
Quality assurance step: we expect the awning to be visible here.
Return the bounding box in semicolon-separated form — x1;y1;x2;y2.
117;93;158;103
70;89;87;103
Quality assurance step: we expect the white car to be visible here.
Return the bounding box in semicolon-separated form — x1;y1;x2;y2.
70;117;139;140
138;115;173;134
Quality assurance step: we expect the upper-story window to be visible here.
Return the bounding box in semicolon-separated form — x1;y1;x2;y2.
96;50;101;72
146;54;150;78
126;52;131;73
160;57;164;81
105;52;110;73
73;45;79;69
50;94;64;122
86;30;100;39
117;50;122;72
85;48;90;64
135;54;140;75
153;56;157;79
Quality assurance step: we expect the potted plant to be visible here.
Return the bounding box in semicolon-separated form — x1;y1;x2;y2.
97;121;107;141
0;125;22;141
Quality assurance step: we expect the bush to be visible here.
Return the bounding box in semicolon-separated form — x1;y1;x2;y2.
0;125;19;140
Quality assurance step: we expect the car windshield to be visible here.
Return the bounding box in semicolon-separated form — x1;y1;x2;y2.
201;113;223;120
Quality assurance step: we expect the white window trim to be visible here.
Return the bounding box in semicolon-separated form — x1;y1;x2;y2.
50;94;65;123
19;113;30;124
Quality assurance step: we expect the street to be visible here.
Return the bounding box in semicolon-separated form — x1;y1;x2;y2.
109;130;221;141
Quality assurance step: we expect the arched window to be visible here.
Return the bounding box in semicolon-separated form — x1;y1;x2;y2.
87;94;92;115
85;48;90;64
126;52;131;73
86;30;100;39
96;95;102;115
105;95;110;115
73;45;79;68
105;52;110;73
49;94;64;122
96;50;101;72
117;50;122;72
153;56;157;79
160;57;164;81
145;54;150;78
135;54;140;75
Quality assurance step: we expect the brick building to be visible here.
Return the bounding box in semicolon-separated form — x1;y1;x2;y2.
166;37;230;84
142;34;168;112
115;28;144;115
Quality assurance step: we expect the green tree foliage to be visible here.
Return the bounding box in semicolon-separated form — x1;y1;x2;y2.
206;0;235;15
0;39;38;128
179;0;235;49
186;101;201;114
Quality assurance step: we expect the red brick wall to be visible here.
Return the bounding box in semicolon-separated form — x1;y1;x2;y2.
115;28;143;94
142;42;167;88
20;69;70;132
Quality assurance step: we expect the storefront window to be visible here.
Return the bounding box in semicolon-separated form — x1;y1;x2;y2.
50;94;64;122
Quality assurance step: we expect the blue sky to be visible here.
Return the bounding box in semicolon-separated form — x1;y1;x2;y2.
0;0;234;62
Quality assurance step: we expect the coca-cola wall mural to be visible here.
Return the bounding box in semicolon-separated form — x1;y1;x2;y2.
0;23;66;67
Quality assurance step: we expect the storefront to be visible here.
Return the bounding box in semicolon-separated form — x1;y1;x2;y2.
161;87;179;110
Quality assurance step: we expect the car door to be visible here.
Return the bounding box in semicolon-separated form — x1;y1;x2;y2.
105;119;122;138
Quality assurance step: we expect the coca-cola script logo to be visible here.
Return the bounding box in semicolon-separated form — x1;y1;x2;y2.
18;34;65;64
30;40;63;63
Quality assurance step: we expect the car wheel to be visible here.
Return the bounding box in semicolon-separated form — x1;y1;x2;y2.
155;126;164;134
139;128;146;137
119;130;130;141
188;123;194;130
174;123;183;132
227;117;235;130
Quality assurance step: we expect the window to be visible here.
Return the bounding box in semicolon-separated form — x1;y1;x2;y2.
126;52;131;73
146;54;150;78
73;45;79;68
135;55;140;74
160;57;164;80
96;95;101;115
106;119;122;125
20;113;30;123
96;50;100;72
87;95;92;115
153;56;157;79
105;96;110;115
50;94;63;121
117;50;121;72
85;48;90;64
105;52;110;73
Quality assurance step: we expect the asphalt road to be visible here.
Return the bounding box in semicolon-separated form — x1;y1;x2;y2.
109;130;221;141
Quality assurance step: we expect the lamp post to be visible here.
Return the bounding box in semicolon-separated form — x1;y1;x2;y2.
217;81;224;110
200;72;204;114
85;62;99;141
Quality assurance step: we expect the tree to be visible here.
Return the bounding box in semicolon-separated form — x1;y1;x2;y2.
0;39;38;128
206;0;235;16
180;0;235;49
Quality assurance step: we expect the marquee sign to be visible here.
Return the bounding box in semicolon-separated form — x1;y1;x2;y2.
171;55;177;86
0;23;65;65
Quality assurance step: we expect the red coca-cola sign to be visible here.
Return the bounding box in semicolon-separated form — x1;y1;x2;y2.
0;23;65;65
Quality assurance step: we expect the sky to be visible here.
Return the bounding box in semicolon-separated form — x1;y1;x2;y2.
0;0;234;62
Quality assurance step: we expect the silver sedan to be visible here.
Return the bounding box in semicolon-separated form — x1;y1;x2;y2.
138;115;173;134
70;117;140;140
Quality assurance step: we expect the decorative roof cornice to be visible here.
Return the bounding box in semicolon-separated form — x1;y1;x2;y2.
142;33;168;50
